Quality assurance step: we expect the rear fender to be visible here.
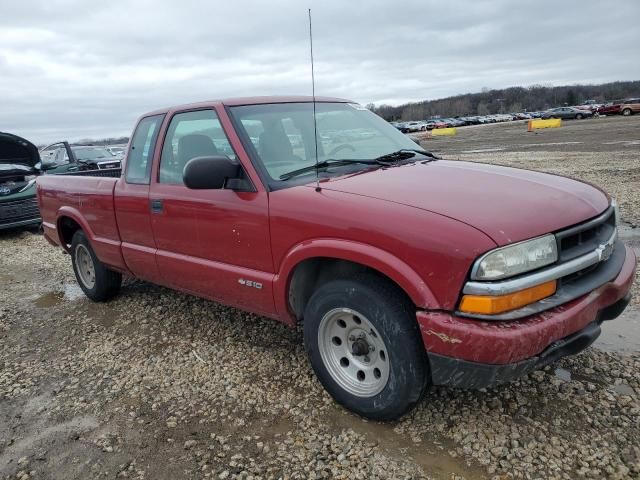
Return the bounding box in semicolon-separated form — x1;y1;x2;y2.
56;206;95;250
56;206;128;273
274;238;439;324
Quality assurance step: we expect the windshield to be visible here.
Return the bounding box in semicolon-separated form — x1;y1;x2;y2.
229;102;422;186
72;147;114;161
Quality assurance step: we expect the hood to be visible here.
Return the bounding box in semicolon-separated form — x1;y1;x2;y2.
319;160;609;246
0;132;41;176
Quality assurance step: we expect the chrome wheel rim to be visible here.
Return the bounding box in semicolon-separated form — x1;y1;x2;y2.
317;308;390;397
75;244;96;289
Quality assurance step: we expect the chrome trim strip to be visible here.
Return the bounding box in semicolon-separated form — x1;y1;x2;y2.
463;228;617;296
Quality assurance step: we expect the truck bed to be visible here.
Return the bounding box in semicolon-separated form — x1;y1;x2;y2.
37;174;125;269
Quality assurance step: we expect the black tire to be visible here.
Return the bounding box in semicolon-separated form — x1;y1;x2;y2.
575;113;583;119
303;274;428;421
70;230;122;301
622;108;632;116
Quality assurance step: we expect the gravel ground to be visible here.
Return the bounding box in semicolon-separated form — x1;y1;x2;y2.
1;116;639;480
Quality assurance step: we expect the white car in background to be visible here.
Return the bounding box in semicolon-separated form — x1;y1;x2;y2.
106;146;126;159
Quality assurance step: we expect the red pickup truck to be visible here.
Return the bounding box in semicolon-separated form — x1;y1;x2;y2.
37;96;636;420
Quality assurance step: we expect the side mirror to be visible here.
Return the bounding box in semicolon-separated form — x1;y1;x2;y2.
183;155;240;190
40;160;58;171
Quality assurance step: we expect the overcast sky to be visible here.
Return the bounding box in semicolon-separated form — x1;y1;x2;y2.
2;0;639;144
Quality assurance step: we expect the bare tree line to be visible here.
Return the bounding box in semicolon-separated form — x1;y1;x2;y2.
370;80;640;121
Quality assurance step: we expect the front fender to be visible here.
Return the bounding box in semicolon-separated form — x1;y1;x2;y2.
273;238;439;323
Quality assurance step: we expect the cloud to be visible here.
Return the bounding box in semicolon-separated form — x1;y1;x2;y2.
1;0;638;143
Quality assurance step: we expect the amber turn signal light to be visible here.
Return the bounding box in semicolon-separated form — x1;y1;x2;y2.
459;280;557;315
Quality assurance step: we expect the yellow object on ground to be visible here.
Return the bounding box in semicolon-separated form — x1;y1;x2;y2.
431;127;457;136
528;118;562;131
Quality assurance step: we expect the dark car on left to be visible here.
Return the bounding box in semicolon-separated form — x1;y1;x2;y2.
40;142;121;172
0;132;46;231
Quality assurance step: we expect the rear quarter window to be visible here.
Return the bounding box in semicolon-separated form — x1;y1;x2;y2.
125;114;165;184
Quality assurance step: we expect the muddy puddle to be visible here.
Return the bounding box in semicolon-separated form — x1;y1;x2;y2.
325;407;487;480
32;282;117;327
594;305;640;355
33;283;85;307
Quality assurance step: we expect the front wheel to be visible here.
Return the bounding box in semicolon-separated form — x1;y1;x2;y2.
71;230;122;301
575;113;583;119
303;274;428;420
622;108;632;116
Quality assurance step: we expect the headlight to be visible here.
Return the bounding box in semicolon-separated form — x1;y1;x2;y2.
471;234;558;280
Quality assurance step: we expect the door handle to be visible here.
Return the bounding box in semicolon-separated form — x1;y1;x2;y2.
150;199;163;213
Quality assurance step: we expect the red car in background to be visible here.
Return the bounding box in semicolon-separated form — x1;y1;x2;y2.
597;100;623;116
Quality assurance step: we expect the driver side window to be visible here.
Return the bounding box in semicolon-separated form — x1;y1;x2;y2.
159;109;236;185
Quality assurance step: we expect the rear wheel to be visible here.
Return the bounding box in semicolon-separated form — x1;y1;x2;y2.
303;274;428;420
71;230;122;301
575;113;583;119
622;108;632;116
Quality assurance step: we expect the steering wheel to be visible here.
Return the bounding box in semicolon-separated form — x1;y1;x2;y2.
327;144;356;157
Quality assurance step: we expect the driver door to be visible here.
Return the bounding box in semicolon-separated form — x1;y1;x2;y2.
149;107;275;316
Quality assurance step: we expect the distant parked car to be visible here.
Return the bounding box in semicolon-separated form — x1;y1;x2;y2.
456;117;477;125
391;122;409;133
107;146;126;159
40;142;122;172
619;98;640;116
596;101;622;116
430;118;451;128
404;121;425;132
542;107;593;120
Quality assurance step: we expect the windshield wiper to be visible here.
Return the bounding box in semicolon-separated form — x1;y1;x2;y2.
278;149;439;181
279;159;379;180
374;148;439;162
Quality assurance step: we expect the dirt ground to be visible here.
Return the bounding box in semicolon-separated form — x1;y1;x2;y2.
1;115;639;480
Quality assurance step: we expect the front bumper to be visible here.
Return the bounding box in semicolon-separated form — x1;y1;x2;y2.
0;196;41;230
0;217;42;230
417;244;636;388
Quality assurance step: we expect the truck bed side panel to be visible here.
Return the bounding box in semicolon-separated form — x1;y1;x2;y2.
37;175;128;272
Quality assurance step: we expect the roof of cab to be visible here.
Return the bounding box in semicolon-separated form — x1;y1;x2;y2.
142;95;354;117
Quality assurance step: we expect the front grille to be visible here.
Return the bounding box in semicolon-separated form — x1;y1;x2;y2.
556;207;615;262
97;161;121;170
0;197;40;224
